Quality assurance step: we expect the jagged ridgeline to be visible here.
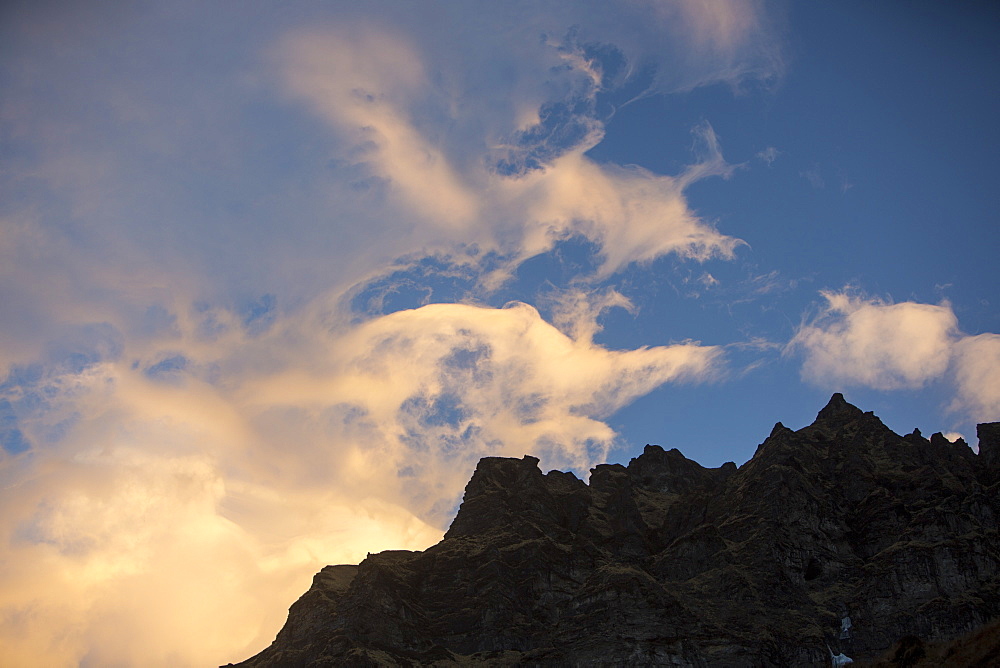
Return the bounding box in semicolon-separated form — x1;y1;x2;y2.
226;394;1000;667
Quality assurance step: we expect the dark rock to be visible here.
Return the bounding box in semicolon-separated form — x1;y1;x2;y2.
979;423;1000;474
816;391;865;426
229;395;1000;667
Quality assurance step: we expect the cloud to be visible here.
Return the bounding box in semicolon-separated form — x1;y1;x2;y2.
606;0;783;94
0;0;779;326
275;27;480;230
505;144;743;279
950;333;1000;422
801;163;825;189
788;291;959;390
545;287;636;344
275;30;746;286
0;0;777;348
756;146;779;166
0;299;721;666
0;445;439;667
240;301;722;520
788;292;1000;426
0;1;781;665
0;352;445;666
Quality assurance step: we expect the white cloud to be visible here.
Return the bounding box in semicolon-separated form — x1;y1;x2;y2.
756;146;779;166
789;292;1000;427
610;0;782;94
0;1;778;332
0;444;439;667
505;147;742;278
788;291;959;390
801;164;825;189
950;333;1000;423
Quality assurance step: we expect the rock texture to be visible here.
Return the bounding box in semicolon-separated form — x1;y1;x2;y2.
228;395;1000;666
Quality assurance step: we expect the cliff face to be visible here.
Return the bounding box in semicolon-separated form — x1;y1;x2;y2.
229;395;1000;667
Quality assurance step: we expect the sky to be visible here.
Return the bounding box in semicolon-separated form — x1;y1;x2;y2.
1;1;998;665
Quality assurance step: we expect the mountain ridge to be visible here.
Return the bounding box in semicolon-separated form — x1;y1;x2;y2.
228;394;1000;666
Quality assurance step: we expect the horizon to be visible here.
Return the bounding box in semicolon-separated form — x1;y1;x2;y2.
1;1;998;665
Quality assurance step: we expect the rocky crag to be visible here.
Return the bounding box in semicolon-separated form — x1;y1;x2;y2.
228;394;1000;666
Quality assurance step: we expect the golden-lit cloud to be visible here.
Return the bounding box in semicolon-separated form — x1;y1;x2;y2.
275;28;743;285
5;3;996;666
0;299;721;666
0;1;780;665
241;301;721;520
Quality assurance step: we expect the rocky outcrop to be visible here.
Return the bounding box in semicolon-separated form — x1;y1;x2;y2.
228;394;1000;666
979;422;1000;479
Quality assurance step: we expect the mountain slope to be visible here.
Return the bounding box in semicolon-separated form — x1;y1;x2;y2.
228;394;1000;666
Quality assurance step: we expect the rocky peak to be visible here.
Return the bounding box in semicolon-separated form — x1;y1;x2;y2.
903;427;929;447
466;454;541;492
979;422;1000;466
815;391;866;427
626;443;731;494
589;461;629;491
444;454;550;539
769;420;791;437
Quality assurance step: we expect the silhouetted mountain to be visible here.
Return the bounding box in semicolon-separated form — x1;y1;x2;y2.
227;394;1000;666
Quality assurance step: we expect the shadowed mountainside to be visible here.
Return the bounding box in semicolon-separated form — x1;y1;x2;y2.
228;394;1000;666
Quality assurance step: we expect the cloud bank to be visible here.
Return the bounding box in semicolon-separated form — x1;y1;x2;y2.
0;298;721;666
0;3;782;663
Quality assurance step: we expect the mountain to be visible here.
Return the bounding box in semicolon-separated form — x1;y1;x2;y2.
227;394;1000;666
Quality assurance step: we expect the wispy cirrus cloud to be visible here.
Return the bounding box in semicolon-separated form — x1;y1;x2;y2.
274;29;747;285
544;287;636;344
756;146;780;166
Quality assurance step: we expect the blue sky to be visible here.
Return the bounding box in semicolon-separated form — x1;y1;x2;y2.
1;1;998;665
